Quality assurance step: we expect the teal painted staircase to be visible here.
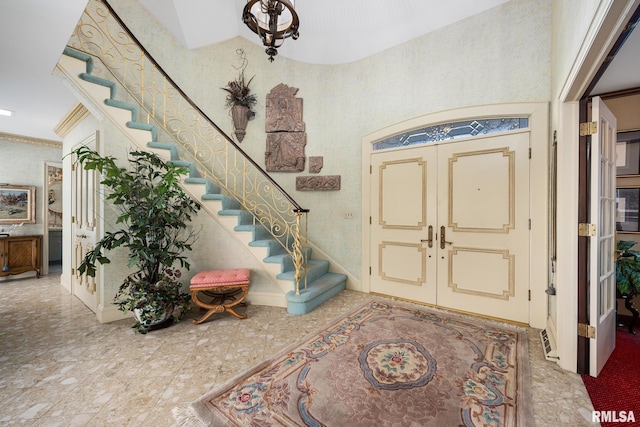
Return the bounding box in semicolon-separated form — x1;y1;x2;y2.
59;46;346;315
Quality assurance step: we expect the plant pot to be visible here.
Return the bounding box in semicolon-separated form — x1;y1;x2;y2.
133;303;174;332
231;104;250;142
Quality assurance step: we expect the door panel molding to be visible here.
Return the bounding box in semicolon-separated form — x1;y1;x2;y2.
448;246;515;300
449;147;515;233
379;158;427;230
379;241;426;285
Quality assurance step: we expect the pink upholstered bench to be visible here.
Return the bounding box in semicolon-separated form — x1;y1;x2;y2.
190;269;250;324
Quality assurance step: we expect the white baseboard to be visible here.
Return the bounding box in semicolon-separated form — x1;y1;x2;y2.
96;304;131;323
60;274;72;293
246;291;287;308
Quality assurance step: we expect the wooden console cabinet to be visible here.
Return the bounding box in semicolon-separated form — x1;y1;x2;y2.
0;235;41;278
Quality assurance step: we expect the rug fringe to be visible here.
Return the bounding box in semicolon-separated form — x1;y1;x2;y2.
172;405;206;427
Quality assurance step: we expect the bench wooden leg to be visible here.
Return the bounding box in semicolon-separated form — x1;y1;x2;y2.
190;284;249;324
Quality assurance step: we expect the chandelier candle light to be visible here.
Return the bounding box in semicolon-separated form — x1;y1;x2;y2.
243;0;299;62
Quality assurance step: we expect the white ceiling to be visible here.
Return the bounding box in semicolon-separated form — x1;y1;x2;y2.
0;0;638;142
138;0;511;65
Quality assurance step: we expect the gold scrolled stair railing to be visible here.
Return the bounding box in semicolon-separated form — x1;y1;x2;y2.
65;0;308;295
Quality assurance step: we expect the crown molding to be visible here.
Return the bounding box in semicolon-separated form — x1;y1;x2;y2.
54;102;90;137
0;132;62;148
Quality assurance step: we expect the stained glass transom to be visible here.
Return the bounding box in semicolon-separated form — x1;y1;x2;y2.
372;118;529;151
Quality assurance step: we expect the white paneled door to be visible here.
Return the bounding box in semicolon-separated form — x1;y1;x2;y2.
71;134;99;312
370;130;530;323
589;96;617;377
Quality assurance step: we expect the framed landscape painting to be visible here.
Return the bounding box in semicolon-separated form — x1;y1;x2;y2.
0;185;36;224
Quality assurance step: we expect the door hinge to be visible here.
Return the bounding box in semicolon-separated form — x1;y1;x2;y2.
370;165;372;174
528;290;531;301
578;223;596;237
579;121;597;136
369;266;372;275
71;163;76;172
370;216;372;225
528;219;531;230
529;148;532;159
72;215;75;224
578;323;596;339
71;268;75;276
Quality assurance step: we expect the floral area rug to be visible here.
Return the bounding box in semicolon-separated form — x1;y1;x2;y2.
175;299;531;426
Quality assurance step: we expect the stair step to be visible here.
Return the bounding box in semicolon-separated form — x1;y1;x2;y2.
148;141;179;160
249;239;288;256
185;177;221;195
127;121;157;141
286;273;347;315
219;209;253;224
264;247;312;271
104;98;137;119
79;73;116;98
234;224;271;240
277;259;329;284
169;160;196;176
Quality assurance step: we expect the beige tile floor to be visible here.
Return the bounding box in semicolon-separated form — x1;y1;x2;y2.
0;273;598;426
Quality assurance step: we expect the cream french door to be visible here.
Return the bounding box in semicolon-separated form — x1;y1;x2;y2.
370;131;530;324
435;132;530;323
370;146;438;304
71;133;99;312
589;96;617;377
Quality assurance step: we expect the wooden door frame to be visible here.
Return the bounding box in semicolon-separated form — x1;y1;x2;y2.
577;98;589;374
574;4;640;374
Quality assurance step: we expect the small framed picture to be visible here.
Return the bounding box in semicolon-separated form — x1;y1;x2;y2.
617;187;640;232
616;131;640;176
0;185;36;224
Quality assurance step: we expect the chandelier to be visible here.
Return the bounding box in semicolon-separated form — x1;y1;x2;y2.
242;0;299;62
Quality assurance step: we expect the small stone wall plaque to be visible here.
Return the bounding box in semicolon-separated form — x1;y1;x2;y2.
296;175;341;191
309;156;323;174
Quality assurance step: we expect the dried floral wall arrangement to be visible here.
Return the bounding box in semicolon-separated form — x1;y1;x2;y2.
221;49;256;142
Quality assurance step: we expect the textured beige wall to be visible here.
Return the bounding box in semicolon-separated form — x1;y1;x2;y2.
551;0;601;99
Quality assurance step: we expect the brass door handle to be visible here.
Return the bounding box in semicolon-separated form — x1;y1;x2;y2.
440;226;453;249
420;225;434;248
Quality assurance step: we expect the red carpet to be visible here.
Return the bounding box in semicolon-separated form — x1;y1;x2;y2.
582;328;640;426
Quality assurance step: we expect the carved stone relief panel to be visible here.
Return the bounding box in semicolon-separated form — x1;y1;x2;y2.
265;83;307;172
265;84;305;133
296;175;341;191
265;133;306;172
309;156;323;174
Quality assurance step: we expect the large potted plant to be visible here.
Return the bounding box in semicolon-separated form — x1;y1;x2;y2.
72;146;201;333
616;240;640;297
616;240;640;333
221;69;257;142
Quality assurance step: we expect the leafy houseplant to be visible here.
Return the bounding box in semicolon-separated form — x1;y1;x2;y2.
616;240;640;297
72;146;201;333
221;70;257;142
